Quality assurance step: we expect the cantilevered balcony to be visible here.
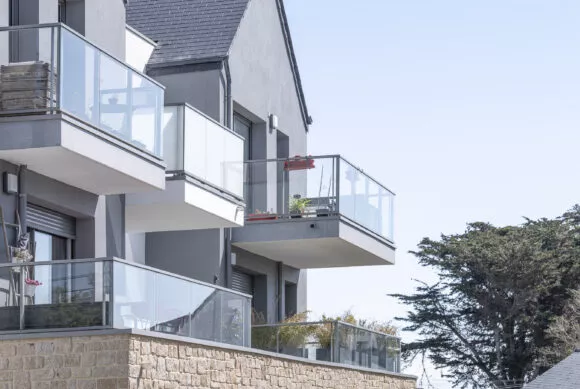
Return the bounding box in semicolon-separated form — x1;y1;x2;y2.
0;259;251;347
125;104;245;232
0;24;165;194
232;156;395;268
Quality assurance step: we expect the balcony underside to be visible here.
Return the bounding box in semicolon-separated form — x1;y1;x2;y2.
232;216;395;269
0;115;165;195
125;177;245;233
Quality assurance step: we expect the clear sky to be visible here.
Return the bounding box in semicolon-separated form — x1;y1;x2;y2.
284;1;580;387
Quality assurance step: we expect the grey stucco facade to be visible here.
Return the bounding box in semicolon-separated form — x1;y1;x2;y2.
0;0;311;326
135;0;311;322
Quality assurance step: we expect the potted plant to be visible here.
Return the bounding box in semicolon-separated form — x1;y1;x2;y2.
278;312;316;357
24;278;42;297
313;311;358;361
11;247;33;273
289;196;311;218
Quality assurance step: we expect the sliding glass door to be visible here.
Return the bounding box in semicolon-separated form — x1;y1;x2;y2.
32;231;70;304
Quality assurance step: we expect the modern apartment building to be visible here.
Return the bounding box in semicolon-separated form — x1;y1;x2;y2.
0;0;411;387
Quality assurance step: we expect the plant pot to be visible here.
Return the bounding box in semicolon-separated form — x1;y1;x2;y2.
247;214;278;221
290;212;302;219
24;284;37;297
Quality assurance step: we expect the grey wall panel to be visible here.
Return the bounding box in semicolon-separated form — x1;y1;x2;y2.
229;0;308;156
66;0;126;60
0;160;19;264
153;69;223;123
26;171;99;218
25;171;105;259
105;195;125;258
145;229;225;286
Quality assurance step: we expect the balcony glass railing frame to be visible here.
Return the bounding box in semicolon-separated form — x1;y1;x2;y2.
0;23;165;157
244;154;395;242
252;320;402;373
163;103;245;202
0;258;252;347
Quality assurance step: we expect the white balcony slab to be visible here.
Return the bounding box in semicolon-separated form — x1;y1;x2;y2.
125;177;245;233
232;216;395;269
0;115;165;195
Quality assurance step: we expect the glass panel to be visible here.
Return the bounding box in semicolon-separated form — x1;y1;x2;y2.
113;261;156;330
339;158;394;241
224;132;244;196
24;262;106;330
356;327;372;368
162;106;181;170
130;73;159;153
154;273;191;337
250;321;401;373
205;119;226;188
251;326;278;353
178;106;245;198
0;265;22;331
99;54;129;137
60;27;162;155
61;28;97;124
337;323;357;366
220;290;247;346
183;106;207;179
112;261;251;347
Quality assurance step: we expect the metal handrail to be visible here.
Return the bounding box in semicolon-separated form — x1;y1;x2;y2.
252;320;402;342
243;155;396;196
0;257;252;299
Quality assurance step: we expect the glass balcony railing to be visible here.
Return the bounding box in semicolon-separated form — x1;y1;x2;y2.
252;321;402;373
0;259;252;347
0;23;164;156
163;104;245;199
244;155;395;241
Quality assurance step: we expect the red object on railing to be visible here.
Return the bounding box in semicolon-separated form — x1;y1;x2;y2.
246;214;279;221
284;155;315;171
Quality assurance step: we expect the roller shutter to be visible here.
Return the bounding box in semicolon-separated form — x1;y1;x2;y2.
27;204;76;238
232;269;254;296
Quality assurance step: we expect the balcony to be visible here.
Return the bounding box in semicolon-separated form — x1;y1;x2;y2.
232;156;395;268
126;104;245;232
0;24;165;195
252;321;401;373
0;259;251;347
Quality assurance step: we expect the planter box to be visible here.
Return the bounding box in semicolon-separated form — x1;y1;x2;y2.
247;214;278;222
284;157;315;171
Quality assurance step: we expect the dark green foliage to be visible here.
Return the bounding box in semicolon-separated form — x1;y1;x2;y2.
391;206;580;389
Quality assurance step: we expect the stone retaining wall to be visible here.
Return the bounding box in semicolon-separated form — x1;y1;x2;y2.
0;333;416;389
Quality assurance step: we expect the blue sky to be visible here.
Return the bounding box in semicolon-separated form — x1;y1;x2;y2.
285;1;580;387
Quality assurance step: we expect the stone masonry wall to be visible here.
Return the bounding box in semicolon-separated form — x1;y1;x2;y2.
0;333;416;389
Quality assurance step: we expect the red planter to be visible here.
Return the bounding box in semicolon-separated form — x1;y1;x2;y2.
284;156;315;171
246;214;278;221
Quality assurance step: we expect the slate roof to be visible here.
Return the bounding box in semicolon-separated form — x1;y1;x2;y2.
126;0;250;66
525;351;580;389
